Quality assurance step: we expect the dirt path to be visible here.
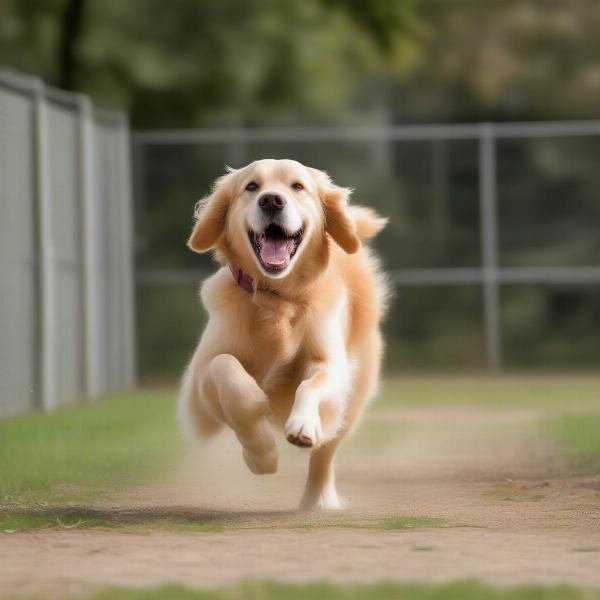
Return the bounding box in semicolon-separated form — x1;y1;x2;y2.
2;404;600;598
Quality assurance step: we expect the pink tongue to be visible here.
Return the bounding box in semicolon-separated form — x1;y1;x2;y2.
260;238;292;266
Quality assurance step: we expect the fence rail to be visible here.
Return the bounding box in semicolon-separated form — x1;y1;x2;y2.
132;120;600;145
0;69;135;417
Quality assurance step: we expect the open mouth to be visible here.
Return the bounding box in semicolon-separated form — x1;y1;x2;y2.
249;224;304;274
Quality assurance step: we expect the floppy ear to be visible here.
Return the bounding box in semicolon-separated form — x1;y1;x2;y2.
320;182;361;254
348;206;388;240
187;170;236;253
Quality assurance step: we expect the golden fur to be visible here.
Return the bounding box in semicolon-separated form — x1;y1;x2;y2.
179;159;388;510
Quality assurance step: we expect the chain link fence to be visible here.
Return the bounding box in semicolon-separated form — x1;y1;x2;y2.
133;123;600;378
0;70;135;417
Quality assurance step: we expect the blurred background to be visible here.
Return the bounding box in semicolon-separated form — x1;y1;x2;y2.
2;0;600;411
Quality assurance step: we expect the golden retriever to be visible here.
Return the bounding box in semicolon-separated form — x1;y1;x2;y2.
179;159;388;510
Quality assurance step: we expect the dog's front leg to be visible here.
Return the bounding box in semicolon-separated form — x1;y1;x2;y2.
284;363;348;511
284;363;345;449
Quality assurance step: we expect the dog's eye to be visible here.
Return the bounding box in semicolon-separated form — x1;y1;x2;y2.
245;181;259;192
291;182;304;191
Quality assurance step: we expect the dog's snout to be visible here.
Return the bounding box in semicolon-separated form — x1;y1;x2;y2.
258;193;286;212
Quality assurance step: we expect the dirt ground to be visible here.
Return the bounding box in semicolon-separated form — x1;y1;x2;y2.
2;403;600;598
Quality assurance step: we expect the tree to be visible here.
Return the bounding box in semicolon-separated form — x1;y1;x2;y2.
57;0;85;89
0;0;422;127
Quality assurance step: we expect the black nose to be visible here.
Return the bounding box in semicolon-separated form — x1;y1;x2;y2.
258;193;286;212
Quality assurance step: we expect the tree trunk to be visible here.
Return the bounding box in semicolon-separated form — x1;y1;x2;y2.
57;0;86;90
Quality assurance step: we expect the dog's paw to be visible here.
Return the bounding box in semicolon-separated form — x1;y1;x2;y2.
285;412;322;448
300;491;348;512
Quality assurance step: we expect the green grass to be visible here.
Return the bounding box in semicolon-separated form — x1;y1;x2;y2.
282;515;450;531
0;507;225;532
376;516;449;530
486;480;549;503
0;390;180;504
83;581;600;600
542;413;600;473
377;376;600;409
0;507;449;533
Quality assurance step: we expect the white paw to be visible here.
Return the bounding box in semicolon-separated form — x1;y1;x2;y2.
300;491;347;511
319;493;347;511
285;411;322;448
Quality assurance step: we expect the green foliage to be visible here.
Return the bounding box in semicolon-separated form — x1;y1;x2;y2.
0;390;179;503
6;0;600;127
0;0;421;127
400;0;600;122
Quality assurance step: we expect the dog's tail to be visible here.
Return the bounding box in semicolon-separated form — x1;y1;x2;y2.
349;206;388;240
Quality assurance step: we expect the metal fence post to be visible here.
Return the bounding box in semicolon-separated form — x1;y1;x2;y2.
32;78;57;410
78;94;101;399
118;113;136;387
432;139;449;239
479;124;502;372
132;139;146;252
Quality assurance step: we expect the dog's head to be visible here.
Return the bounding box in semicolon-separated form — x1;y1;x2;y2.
188;159;383;281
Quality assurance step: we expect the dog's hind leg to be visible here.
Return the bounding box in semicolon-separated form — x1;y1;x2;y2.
179;361;224;439
202;354;278;475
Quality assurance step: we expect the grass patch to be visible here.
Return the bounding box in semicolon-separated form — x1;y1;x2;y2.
0;507;449;533
542;413;600;473
377;376;600;409
85;580;600;600
0;391;180;504
0;507;225;532
487;480;550;503
282;515;450;531
376;516;449;530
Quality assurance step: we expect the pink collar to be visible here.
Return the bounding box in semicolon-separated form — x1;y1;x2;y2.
228;263;254;294
228;263;283;298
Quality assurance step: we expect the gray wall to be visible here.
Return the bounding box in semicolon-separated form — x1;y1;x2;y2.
0;70;135;417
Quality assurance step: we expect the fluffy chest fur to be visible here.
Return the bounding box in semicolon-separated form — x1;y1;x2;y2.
200;267;347;417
